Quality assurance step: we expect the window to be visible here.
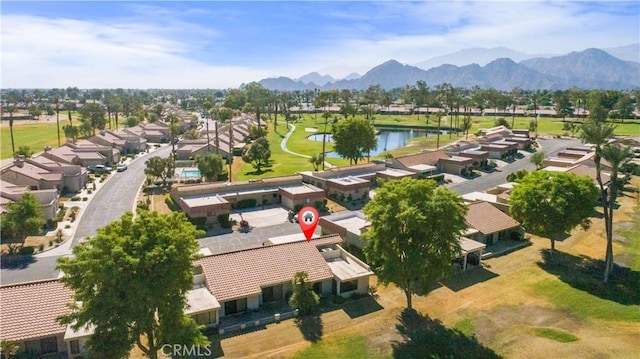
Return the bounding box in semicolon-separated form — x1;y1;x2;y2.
194;311;213;325
70;340;80;355
224;298;247;315
272;193;277;198
40;336;58;354
340;279;358;293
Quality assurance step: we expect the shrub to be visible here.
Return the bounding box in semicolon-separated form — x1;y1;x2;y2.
18;246;35;255
71;196;81;201
164;196;180;211
38;244;45;252
65;224;71;229
87;190;92;195
48;240;53;247
218;214;232;228
236;198;257;209
494;117;511;128
59;203;65;209
82;197;88;201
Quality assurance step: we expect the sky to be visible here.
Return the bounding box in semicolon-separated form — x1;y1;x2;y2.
1;1;639;89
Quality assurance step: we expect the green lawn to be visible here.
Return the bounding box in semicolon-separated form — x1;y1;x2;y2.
530;327;579;343
453;317;475;337
292;334;389;359
1;122;62;159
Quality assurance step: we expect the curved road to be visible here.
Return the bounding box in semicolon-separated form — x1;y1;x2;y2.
1;145;173;284
281;123;334;168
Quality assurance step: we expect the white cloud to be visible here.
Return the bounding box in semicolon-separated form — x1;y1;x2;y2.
1;1;637;88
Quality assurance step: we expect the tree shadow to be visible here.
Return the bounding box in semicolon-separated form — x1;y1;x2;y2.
295;314;323;343
342;296;384;319
392;309;501;359
441;267;499;292
0;254;36;269
537;249;640;305
243;168;274;176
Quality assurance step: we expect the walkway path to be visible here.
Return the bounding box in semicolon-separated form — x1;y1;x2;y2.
280;123;334;168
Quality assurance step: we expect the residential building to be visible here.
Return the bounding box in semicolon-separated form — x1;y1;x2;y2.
299;163;384;202
386;150;448;177
464;201;523;245
0;181;59;221
89;129;147;154
1;156;62;191
171;175;325;223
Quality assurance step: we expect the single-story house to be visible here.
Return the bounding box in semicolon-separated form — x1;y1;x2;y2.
464;201;523;245
172;175;326;223
193;235;373;324
0;181;60;221
299;163;384;202
386;150;449;177
0;279;74;358
479;143;512;160
438;156;475;176
65;140;121;165
457;150;490;168
89;129;147;154
320;210;369;249
0;156;62;191
27;156;87;192
375;168;418;181
42;144;106;167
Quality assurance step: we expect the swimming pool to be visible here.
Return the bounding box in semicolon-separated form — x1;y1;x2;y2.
181;169;202;178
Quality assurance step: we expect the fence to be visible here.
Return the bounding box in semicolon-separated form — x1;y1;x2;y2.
218;309;298;335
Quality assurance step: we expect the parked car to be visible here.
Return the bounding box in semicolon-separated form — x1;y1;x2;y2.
88;164;113;174
116;163;128;172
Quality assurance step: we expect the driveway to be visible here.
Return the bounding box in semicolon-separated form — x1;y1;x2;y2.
447;137;580;195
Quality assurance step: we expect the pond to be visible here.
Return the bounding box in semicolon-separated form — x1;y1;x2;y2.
307;129;447;158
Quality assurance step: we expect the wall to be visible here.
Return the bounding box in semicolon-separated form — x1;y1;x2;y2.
66;336;90;359
357;277;370;294
247;294;260;311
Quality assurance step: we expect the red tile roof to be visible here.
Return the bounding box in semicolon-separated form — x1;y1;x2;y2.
195;235;342;303
0;279;72;341
466;201;520;235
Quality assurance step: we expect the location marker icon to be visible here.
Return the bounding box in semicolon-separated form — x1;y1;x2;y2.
298;206;319;242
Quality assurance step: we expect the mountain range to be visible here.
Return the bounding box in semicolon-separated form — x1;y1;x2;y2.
259;46;640;91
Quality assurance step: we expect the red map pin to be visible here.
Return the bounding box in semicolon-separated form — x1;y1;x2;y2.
298;206;319;242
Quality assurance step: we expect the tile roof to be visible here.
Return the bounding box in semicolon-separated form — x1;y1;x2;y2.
465;201;520;235
195;235;341;303
0;280;72;341
395;150;449;167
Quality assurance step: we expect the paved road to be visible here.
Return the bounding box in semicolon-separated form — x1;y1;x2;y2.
448;138;580;195
72;145;173;244
1;145;173;285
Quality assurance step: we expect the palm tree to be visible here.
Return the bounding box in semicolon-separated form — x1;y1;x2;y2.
600;143;633;280
530;90;543;137
5;105;17;155
580;121;615;283
54;96;61;146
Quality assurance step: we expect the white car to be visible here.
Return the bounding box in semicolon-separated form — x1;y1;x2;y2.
116;163;128;172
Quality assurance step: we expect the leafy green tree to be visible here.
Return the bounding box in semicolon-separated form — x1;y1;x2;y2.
553;91;573;120
183;128;201;140
244;82;270;127
614;93;633;122
28;103;42;120
194;153;224;182
248;124;267;139
1;193;44;246
126;115;139;127
530;151;545;169
79;102;107;132
63;124;79;141
331;117;377;165
144;156;175;187
363;178;468;310
509;171;597;251
288;271;320;315
242;137;271;172
57;211;208;359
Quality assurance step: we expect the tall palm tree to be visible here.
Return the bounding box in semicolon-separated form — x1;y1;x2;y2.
530;90;543;137
580;121;616;283
600;144;633;280
6;105;17;155
54;96;61;146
